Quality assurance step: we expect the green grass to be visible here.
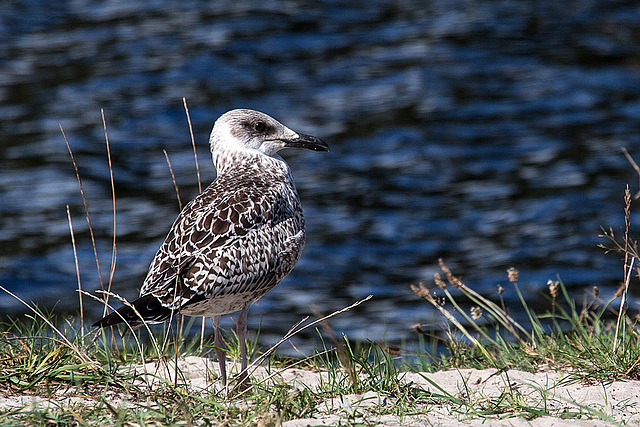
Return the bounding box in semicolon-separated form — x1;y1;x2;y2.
1;259;639;426
413;263;640;382
0;303;428;426
4;230;640;426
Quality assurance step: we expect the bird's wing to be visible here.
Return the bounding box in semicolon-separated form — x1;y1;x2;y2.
139;177;303;311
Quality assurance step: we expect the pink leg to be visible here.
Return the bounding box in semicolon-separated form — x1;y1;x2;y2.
212;315;227;387
236;302;250;386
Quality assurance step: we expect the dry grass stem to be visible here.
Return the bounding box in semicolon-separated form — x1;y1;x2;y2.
622;147;640;199
101;109;118;316
624;185;632;281
182;97;207;353
612;186;634;354
183;97;201;194
60;125;106;310
66;206;84;334
163;149;183;211
614;256;635;354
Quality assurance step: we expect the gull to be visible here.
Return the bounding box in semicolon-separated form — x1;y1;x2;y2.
93;109;328;387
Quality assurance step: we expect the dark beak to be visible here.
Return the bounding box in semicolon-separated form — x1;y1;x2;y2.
282;133;329;152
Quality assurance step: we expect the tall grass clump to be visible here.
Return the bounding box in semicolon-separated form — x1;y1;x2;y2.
411;184;640;383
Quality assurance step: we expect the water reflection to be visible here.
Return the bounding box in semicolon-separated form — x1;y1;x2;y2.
1;1;639;350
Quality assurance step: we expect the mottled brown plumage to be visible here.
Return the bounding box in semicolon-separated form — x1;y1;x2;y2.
93;109;328;386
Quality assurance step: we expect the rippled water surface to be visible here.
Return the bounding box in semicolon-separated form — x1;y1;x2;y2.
2;1;640;350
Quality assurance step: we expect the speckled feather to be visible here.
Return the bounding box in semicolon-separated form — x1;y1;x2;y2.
140;152;305;318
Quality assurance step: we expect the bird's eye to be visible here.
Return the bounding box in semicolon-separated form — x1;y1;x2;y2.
254;121;266;132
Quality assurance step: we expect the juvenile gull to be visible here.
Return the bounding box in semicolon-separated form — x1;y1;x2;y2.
93;109;329;386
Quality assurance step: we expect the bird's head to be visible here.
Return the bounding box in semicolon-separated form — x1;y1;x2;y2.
209;109;329;158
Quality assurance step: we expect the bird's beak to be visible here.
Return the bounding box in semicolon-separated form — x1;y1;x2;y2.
281;133;329;152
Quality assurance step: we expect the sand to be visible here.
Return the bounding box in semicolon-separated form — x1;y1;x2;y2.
3;356;639;425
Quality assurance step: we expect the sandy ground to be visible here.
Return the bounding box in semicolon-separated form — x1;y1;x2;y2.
3;356;639;426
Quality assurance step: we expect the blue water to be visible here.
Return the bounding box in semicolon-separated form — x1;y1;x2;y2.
2;1;640;351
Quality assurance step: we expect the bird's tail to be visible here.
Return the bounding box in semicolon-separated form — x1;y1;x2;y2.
92;294;172;328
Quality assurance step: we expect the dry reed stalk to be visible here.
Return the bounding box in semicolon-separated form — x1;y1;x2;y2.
163;149;183;210
622;147;640;199
613;256;634;354
174;312;183;387
182;97;208;354
160;148;187;384
66;206;84;335
101;109;118;316
61;125;106;313
624;185;631;288
167;275;186;387
613;186;634;354
183;97;202;194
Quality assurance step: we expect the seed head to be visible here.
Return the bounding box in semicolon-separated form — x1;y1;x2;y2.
410;283;430;299
434;273;447;290
547;280;559;298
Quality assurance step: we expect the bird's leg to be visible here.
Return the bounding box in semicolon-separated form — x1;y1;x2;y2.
236;302;250;386
212;315;227;387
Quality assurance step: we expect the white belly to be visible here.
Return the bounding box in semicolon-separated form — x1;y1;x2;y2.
179;291;265;317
